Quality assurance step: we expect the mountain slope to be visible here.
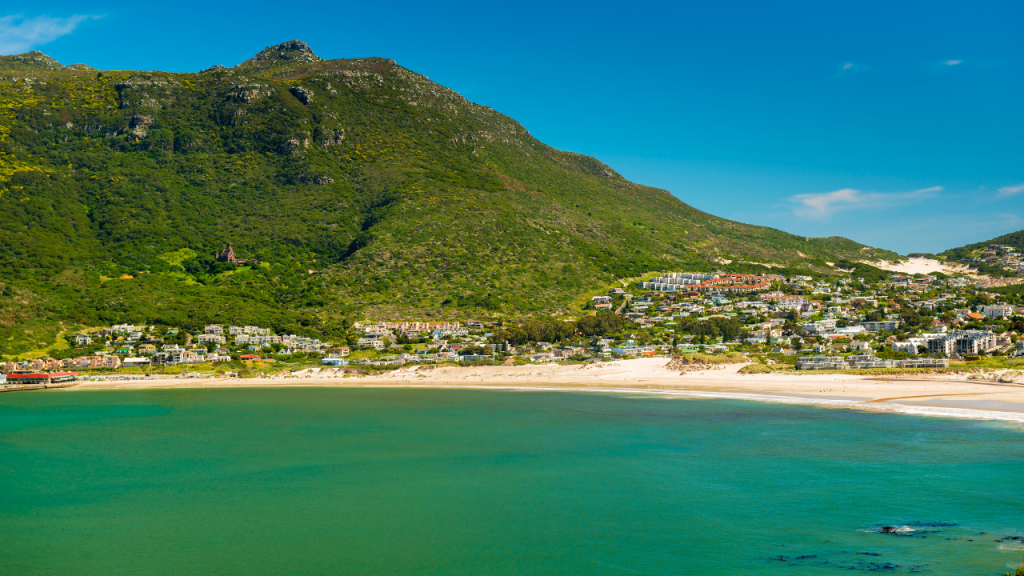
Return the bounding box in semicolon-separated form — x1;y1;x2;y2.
941;230;1024;260
0;41;897;353
938;230;1023;277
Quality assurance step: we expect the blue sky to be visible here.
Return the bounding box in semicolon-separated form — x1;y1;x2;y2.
2;0;1021;254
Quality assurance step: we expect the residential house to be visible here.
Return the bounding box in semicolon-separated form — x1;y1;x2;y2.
357;335;387;349
847;353;894;369
892;341;919;354
797;355;847;370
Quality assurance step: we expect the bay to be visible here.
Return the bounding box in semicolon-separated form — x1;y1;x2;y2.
1;388;1022;575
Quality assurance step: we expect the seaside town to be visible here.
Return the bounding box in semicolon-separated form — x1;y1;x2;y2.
3;250;1023;390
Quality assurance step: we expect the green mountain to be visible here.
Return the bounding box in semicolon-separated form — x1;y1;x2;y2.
0;40;898;354
940;230;1024;261
937;230;1023;278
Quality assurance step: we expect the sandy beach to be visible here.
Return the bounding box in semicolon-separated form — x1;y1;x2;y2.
66;358;1024;423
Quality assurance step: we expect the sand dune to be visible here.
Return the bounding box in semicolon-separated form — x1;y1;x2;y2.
868;257;972;276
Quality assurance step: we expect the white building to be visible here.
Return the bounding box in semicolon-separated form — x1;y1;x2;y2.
892;341;919;354
982;305;1014;319
861;320;901;332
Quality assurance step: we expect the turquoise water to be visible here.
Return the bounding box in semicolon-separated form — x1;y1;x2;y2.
1;389;1022;575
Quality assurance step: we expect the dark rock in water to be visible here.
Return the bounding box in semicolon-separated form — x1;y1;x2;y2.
858;552;881;556
878;525;923;536
795;555;817;560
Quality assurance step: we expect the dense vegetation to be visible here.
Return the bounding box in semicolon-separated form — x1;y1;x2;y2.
0;41;899;354
832;260;892;284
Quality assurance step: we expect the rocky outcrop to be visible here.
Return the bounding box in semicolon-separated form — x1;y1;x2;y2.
229;84;269;103
125;115;154;141
128;115;154;129
321;129;344;146
235;40;323;70
201;64;226;73
297;174;334;185
128;127;148;142
112;77;178;110
279;40;313;54
282;138;309;155
879;526;913;535
0;51;69;71
289;86;313;104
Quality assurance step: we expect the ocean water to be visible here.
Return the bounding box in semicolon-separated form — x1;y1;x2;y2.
1;388;1022;575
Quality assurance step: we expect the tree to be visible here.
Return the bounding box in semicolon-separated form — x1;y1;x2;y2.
576;312;623;337
898;307;922;328
1010;316;1024;334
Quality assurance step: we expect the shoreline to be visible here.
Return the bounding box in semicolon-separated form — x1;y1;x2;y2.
54;358;1024;424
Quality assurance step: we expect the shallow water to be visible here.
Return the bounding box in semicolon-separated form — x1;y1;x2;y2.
1;388;1022;575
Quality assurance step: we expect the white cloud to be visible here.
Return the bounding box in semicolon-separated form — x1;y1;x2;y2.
834;62;859;77
997;183;1024;198
833;62;870;78
942;59;963;66
788;186;942;220
0;14;100;55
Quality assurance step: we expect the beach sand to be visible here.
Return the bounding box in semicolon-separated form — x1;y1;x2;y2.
68;358;1024;423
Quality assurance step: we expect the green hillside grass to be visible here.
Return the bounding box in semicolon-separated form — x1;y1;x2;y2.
0;41;899;353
